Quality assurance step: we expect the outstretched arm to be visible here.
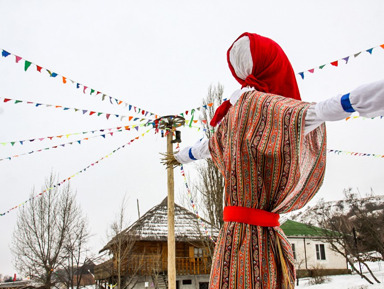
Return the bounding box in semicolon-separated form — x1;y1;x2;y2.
168;79;384;165
306;78;384;133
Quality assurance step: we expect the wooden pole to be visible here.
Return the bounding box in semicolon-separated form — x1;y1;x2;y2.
167;130;176;289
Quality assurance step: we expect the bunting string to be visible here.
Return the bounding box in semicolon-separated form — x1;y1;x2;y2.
0;48;158;117
0;124;147;147
180;165;216;242
345;115;384;121
0;128;154;216
0;128;143;161
327;148;384;158
0;96;155;123
297;43;384;80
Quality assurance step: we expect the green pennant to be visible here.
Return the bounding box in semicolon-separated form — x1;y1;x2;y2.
90;89;95;95
24;61;32;71
98;112;103;116
15;100;23;104
189;109;195;127
319;64;326;69
11;142;15;146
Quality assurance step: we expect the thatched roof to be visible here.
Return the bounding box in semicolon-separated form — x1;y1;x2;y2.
100;197;219;252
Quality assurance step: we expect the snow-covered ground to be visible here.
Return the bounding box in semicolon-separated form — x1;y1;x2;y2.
297;262;384;288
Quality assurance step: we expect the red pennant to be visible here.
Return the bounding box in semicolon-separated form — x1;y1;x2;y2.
36;66;42;72
331;60;338;67
89;111;96;115
106;114;111;119
308;69;315;73
3;98;11;103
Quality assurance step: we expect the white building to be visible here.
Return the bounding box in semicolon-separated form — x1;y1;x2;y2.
280;219;349;277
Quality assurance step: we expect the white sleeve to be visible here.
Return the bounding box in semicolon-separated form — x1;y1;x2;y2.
305;79;384;134
174;138;211;164
349;78;384;118
304;95;353;135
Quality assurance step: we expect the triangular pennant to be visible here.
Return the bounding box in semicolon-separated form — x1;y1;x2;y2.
101;134;106;138
90;89;95;95
366;48;374;54
342;56;350;64
129;105;132;111
15;56;22;63
82;110;88;114
354;52;362;58
308;69;315;73
76;83;80;89
135;126;139;131
50;72;58;77
2;50;10;57
83;86;87;93
319;64;326;69
15;100;23;104
36;65;42;72
89;111;96;115
62;77;67;84
24;61;32;71
106;114;111;119
298;72;304;79
3;98;11;103
331;60;338;67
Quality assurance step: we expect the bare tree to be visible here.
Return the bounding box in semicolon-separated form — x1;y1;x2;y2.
12;174;89;289
194;84;225;230
102;196;142;289
57;213;93;289
313;192;382;285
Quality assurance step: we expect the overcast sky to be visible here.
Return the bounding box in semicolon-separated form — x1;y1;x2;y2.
0;0;384;276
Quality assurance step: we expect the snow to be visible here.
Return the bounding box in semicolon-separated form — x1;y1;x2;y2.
297;262;384;288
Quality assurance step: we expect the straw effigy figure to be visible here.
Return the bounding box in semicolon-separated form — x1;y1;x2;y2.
162;32;384;289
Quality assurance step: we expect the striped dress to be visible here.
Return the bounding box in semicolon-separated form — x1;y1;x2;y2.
208;90;327;289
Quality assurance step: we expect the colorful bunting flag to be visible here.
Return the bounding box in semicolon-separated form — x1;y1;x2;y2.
0;47;158;118
297;43;384;79
0;128;154;216
0;96;154;123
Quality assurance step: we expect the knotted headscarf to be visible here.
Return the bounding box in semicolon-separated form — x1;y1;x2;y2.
210;32;301;127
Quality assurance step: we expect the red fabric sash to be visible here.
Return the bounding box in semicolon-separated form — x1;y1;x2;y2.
223;206;280;227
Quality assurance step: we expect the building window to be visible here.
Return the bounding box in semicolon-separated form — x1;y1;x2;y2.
316;244;326;260
194;247;204;258
182;279;192;285
291;243;296;260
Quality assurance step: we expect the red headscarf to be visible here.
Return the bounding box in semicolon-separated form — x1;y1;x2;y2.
227;32;301;100
211;32;301;127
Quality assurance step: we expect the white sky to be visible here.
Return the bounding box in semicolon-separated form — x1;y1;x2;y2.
0;0;384;275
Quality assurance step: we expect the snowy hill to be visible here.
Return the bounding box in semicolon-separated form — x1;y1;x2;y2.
290;195;384;226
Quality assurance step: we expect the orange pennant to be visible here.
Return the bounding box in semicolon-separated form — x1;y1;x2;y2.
62;77;67;84
129;116;133;121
